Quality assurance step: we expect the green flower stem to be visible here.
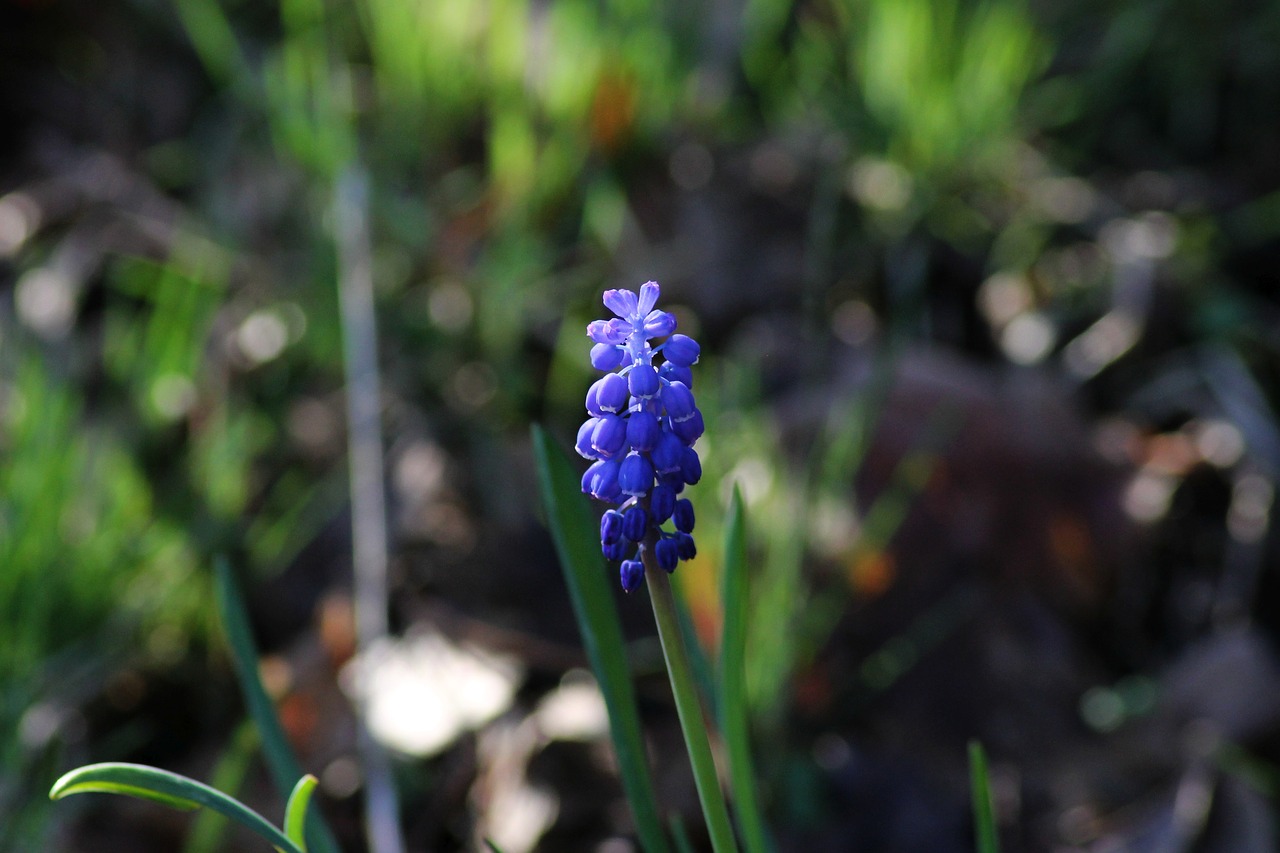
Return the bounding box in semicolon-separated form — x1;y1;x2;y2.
642;545;739;853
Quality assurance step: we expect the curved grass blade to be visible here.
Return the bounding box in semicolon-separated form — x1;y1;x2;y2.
531;424;671;853
214;557;341;853
719;488;772;853
968;740;1000;853
285;775;319;852
50;762;302;853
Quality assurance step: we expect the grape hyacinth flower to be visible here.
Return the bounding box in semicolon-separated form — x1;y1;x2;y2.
578;281;702;591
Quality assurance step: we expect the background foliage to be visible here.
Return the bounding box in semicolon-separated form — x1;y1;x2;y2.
2;0;1279;849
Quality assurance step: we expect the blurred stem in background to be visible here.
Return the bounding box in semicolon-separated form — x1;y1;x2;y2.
335;164;405;853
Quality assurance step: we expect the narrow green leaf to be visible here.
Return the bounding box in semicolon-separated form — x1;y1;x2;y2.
285;775;319;851
50;763;302;853
719;488;772;853
668;813;696;853
484;840;505;853
530;424;672;853
969;740;1000;853
185;720;260;853
214;558;341;853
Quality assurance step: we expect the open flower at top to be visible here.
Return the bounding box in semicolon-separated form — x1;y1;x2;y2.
578;281;702;591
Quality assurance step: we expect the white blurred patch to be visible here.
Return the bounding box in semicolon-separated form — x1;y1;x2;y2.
1000;312;1057;365
809;497;860;558
1100;213;1178;263
1191;419;1245;469
1124;470;1177;523
151;373;197;420
343;631;522;758
0;192;41;257
1064;310;1141;378
721;457;774;507
533;670;609;741
847;157;912;212
237;308;290;365
16;267;76;338
394;442;447;503
474;721;559;853
978;272;1032;328
320;755;363;799
1228;473;1273;544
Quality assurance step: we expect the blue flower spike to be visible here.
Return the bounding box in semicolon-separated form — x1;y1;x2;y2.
580;281;703;590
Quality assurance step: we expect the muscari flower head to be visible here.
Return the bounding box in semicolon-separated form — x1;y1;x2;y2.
578;281;703;591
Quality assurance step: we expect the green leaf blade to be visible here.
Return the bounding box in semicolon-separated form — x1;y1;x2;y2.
50;762;302;853
969;740;1001;853
285;774;319;851
214;558;341;853
719;487;772;853
531;424;671;853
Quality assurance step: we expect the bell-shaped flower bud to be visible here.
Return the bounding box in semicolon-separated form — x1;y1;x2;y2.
671;408;704;445
643;310;677;338
628;363;660;399
676;532;697;560
618;452;654;497
655;538;679;573
591;414;627;457
603;540;628;561
650;484;676;524
622;506;649;542
663;334;700;367
603;288;639;319
576;418;600;459
593;373;629;414
674;499;695;533
660;381;695;420
582;458;622;502
620;559;644;592
652;430;684;474
591;343;624;371
585;382;604;417
587;318;630;344
680;447;702;485
600;509;624;545
626;410;660;452
637;281;661;315
659;362;692;389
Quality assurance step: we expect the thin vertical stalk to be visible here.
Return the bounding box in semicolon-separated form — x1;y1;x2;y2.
334;165;405;853
642;548;739;853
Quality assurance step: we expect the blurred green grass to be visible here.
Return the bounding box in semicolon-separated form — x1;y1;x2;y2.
4;0;1280;847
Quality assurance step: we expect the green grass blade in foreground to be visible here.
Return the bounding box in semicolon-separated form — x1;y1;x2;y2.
531;425;671;853
719;488;772;853
284;775;319;851
214;558;341;853
50;763;302;853
969;740;1000;853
